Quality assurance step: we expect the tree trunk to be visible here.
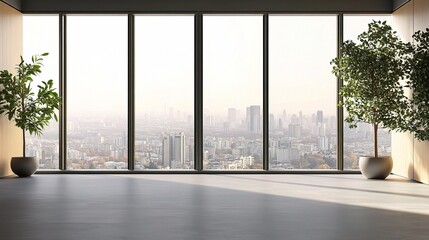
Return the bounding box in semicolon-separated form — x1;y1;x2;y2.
21;89;26;158
374;124;378;158
22;128;26;158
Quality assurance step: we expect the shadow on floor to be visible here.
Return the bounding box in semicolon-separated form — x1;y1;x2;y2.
0;175;428;240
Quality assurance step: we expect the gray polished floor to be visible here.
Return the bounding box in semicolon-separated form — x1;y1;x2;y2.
0;174;428;240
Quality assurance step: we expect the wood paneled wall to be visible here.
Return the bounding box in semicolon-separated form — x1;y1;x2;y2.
412;0;429;184
0;1;23;177
391;1;415;181
392;0;429;184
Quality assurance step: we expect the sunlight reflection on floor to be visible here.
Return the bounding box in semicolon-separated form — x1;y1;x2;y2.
116;174;429;216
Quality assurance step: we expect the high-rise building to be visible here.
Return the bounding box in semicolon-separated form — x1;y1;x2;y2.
318;123;326;137
246;105;261;134
330;115;336;132
205;115;216;127
318;136;329;150
276;148;300;163
162;135;170;167
223;122;230;132
317;110;324;124
172;133;185;167
269;113;276;131
228;108;237;128
291;114;299;124
288;123;301;138
282;110;287;124
162;132;185;168
278;118;283;130
114;132;127;147
188;145;194;165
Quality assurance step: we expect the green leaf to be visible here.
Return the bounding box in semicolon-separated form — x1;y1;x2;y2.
0;53;61;153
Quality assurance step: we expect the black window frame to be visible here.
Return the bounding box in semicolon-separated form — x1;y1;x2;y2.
22;13;391;174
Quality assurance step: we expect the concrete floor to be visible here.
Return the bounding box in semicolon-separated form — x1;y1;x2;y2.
0;174;428;240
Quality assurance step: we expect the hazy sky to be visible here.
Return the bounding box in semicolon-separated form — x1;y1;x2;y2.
135;16;194;118
67;16;128;119
23;15;60;133
269;15;337;117
204;15;263;116
23;15;59;90
23;14;391;119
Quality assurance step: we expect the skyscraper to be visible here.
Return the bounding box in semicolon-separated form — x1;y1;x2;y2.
291;114;299;124
269;113;276;131
316;110;325;137
288;123;301;138
162;132;185;168
162;135;170;167
228;108;237;128
206;115;216;127
278;118;283;130
282;110;287;124
317;110;324;124
223;122;230;132
246;105;261;134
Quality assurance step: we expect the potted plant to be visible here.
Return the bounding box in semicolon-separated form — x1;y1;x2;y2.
331;21;409;179
0;53;61;177
406;29;429;142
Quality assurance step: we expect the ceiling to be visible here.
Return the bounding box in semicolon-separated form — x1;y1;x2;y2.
2;0;410;13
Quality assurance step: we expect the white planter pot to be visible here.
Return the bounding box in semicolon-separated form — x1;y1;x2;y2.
359;156;393;179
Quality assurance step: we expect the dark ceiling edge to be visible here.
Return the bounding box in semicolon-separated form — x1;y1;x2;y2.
19;0;397;14
2;0;403;14
19;11;393;14
393;0;411;11
0;0;21;11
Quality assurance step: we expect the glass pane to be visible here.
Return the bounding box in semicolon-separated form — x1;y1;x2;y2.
269;16;337;170
135;16;194;170
343;15;392;169
23;15;60;169
66;16;128;170
203;15;263;170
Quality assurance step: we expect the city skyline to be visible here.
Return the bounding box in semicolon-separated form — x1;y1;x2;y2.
27;107;390;170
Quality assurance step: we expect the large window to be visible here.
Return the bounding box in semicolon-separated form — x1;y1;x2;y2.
135;16;194;170
66;16;128;169
203;15;263;170
23;15;60;169
269;16;338;170
343;15;392;169
23;14;394;172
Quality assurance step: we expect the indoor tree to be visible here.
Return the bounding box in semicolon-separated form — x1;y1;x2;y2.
331;21;409;158
0;53;61;157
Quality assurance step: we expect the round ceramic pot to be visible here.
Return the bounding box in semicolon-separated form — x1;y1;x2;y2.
359;156;393;179
10;157;38;177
